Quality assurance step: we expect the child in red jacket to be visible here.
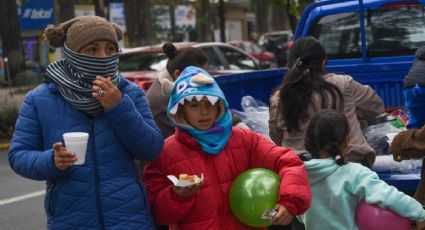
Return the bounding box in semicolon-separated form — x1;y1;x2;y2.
142;66;311;230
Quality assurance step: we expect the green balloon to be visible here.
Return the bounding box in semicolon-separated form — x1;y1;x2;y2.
229;168;280;228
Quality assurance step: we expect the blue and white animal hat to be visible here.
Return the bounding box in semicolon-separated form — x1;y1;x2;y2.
164;66;232;154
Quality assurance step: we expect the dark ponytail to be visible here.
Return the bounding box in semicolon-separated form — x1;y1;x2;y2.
163;42;178;59
304;109;349;165
323;142;345;165
163;42;208;77
276;36;344;132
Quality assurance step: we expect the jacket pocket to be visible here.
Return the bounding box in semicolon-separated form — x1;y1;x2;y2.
136;180;150;208
44;180;60;218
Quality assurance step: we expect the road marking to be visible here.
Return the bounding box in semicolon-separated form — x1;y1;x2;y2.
0;190;45;206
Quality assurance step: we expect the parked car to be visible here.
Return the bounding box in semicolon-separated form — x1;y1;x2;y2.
258;30;294;67
119;42;266;90
229;40;276;67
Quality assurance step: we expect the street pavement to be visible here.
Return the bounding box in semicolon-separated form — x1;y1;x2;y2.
0;150;46;230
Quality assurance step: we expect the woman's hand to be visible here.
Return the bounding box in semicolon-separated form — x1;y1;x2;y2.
415;219;425;230
271;203;293;225
53;142;77;171
92;76;122;109
173;182;202;198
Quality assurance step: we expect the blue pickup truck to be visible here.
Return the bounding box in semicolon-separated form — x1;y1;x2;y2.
218;0;425;111
216;0;425;191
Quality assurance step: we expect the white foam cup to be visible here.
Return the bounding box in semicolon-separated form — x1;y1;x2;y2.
63;132;89;165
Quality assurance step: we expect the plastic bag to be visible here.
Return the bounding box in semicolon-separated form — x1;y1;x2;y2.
388;108;409;128
232;96;270;140
365;110;423;173
372;155;422;173
363;121;405;155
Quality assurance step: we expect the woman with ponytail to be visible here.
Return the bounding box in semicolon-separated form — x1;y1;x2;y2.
8;16;163;229
298;109;425;230
146;42;208;138
269;36;384;168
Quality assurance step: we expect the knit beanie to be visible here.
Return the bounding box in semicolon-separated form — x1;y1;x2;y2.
43;15;123;52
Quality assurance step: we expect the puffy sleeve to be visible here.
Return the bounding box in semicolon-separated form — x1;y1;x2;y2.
350;165;425;221
105;83;164;161
244;128;311;215
142;157;196;224
390;126;425;161
269;92;284;146
344;75;385;121
8;91;65;180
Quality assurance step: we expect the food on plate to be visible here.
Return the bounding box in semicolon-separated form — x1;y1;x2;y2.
179;174;199;183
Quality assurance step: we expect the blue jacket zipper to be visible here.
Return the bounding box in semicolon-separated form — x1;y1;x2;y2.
89;118;105;229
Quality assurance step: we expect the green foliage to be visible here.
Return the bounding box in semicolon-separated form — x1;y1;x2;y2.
151;5;170;42
77;0;93;4
0;71;34;137
297;0;315;14
269;0;315;21
268;0;285;5
0;97;18;138
14;70;39;87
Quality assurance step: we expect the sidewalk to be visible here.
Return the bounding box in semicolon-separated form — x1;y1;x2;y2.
0;86;28;151
0;87;26;107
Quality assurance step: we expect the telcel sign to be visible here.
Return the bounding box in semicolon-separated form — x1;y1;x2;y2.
18;0;54;30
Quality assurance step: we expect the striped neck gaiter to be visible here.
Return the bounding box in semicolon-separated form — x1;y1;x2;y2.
46;44;121;116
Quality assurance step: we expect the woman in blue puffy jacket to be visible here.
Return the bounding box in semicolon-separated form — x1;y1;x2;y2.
8;16;163;229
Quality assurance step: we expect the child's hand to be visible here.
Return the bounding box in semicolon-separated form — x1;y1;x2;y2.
173;182;202;198
271;203;293;225
416;220;425;230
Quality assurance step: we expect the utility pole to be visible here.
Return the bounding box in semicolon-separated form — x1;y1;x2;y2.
0;0;23;85
218;0;225;42
94;0;106;18
170;3;176;42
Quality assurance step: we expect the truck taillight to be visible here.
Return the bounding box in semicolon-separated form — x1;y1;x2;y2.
138;81;152;91
286;41;293;48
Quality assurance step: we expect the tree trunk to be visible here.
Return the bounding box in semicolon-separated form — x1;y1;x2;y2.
290;0;314;32
218;0;226;42
270;5;291;32
123;0;139;46
286;0;297;32
140;0;155;45
254;0;269;34
196;0;212;42
0;0;23;84
55;0;75;23
123;0;155;46
94;0;105;18
169;3;176;42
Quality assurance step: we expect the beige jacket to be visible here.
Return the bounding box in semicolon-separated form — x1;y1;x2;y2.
269;73;385;167
146;70;175;138
390;127;425;205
